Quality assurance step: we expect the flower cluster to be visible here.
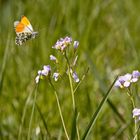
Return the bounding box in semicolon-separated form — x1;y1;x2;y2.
35;36;80;84
51;36;80;83
35;65;60;83
115;70;140;88
133;108;140;122
35;65;51;83
52;36;72;52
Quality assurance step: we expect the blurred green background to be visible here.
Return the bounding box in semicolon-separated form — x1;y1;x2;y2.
1;0;140;139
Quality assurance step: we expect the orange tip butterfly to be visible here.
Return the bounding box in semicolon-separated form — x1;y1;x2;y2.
14;16;38;46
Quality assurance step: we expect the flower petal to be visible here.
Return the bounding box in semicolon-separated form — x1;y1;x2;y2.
72;72;79;83
35;75;40;84
53;72;60;81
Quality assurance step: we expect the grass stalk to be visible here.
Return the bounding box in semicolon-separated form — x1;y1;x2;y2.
64;52;75;111
81;77;117;140
68;66;75;110
49;80;70;140
126;88;137;140
74;67;89;94
76;113;80;140
35;103;51;138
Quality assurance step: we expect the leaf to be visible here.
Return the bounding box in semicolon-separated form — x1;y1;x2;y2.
81;77;117;140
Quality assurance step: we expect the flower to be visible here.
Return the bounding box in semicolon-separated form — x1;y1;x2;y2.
35;75;40;84
41;65;51;76
53;72;60;81
50;55;58;63
132;108;140;121
35;65;51;84
35;70;42;83
35;126;40;135
52;36;72;52
115;74;132;88
115;70;140;88
68;68;80;83
131;70;140;82
72;71;79;83
73;41;79;50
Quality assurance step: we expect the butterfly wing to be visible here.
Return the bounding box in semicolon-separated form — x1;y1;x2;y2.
14;16;38;45
14;22;25;33
14;16;33;33
15;32;32;45
14;21;20;28
20;16;34;32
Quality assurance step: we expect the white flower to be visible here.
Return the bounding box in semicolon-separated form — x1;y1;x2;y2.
52;36;72;52
115;74;132;88
35;126;40;135
132;108;140;122
41;65;51;76
53;72;60;81
50;55;58;63
72;71;79;83
131;70;140;83
115;70;140;88
35;65;51;84
35;75;40;84
73;41;79;50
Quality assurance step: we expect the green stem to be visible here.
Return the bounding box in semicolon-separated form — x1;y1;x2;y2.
76;113;80;140
81;77;117;140
68;67;75;110
27;85;38;140
49;80;69;140
74;67;89;94
127;88;137;140
64;52;75;110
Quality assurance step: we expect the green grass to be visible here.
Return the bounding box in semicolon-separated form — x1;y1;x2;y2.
1;0;140;139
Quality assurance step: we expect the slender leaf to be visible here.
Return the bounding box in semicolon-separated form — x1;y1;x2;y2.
81;77;117;140
36;103;51;138
86;54;125;123
70;109;77;140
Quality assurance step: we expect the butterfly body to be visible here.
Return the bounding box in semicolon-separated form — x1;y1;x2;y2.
14;16;38;45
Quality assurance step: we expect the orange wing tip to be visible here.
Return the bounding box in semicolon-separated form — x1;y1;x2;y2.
15;23;25;33
21;16;31;26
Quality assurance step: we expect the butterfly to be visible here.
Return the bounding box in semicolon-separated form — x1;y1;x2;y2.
14;16;38;46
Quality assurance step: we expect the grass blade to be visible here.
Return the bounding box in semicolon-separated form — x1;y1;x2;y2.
36;103;51;138
86;54;125;123
70;109;77;140
81;77;117;140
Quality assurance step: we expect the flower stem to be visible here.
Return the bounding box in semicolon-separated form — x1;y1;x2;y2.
64;52;76;111
127;88;137;140
76;113;80;140
68;66;75;110
74;67;89;94
49;80;69;140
